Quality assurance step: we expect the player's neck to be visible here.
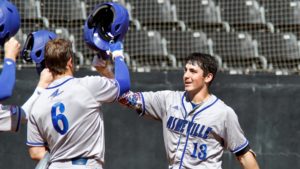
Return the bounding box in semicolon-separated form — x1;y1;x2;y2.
53;70;73;81
188;89;211;104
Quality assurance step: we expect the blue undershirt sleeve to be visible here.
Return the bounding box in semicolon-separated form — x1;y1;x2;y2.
0;58;16;100
114;57;130;96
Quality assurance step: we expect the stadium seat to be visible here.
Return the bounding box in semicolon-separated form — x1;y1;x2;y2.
128;0;185;31
160;30;216;67
218;0;273;32
171;0;230;32
262;1;300;37
10;0;49;34
68;25;96;65
40;0;86;27
124;30;176;69
252;32;300;69
208;32;267;70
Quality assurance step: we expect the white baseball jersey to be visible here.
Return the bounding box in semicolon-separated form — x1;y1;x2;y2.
0;87;43;132
27;75;119;164
0;104;22;132
140;90;249;169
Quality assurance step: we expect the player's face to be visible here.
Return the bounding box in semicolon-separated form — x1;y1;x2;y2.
183;63;211;94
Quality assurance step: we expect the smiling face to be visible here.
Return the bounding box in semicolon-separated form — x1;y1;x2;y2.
183;62;213;95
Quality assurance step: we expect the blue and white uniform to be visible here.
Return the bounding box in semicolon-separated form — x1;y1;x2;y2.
0;58;21;132
27;75;121;168
126;90;250;169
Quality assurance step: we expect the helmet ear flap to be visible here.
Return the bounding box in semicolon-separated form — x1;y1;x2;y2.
22;33;34;62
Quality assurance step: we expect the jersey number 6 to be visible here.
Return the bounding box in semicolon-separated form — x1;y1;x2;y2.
51;102;69;135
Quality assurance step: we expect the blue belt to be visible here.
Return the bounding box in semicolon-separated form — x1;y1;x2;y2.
71;157;88;165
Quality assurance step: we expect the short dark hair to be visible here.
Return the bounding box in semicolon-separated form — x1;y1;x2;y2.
185;53;218;85
45;38;73;76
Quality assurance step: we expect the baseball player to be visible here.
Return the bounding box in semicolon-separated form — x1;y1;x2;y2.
119;53;260;169
0;37;54;132
0;37;26;132
26;38;130;169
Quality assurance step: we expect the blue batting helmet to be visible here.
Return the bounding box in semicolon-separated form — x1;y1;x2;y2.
22;30;57;75
84;2;129;51
22;30;57;64
0;0;20;46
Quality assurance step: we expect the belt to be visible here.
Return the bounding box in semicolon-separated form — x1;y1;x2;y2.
71;157;88;165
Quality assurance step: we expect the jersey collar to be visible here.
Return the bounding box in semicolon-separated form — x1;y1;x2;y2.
47;76;74;89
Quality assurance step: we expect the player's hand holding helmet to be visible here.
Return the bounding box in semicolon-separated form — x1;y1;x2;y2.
4;37;21;62
21;30;57;75
0;0;20;46
84;2;129;61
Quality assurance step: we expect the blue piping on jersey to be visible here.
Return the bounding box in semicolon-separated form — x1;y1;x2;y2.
46;77;74;89
26;142;47;146
178;97;219;169
15;106;21;132
231;140;249;153
175;92;188;152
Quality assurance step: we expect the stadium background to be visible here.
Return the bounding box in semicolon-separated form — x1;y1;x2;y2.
0;0;300;168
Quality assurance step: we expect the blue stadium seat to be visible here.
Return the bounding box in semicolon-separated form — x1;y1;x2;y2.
208;32;267;70
128;0;185;31
124;30;176;68
252;32;300;69
171;0;230;32
160;30;215;67
218;0;273;32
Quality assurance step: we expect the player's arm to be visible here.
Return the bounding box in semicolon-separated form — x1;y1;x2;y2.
237;150;260;169
0;37;20;100
118;90;170;119
27;111;48;161
29;146;47;161
93;41;130;96
21;68;53;122
118;90;144;115
224;108;260;169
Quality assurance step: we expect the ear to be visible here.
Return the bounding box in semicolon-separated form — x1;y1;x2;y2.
67;57;73;67
204;73;213;84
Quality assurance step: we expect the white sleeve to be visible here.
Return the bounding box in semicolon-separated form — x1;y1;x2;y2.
80;76;120;103
0;104;22;132
21;87;45;122
27;112;46;147
223;107;249;153
141;90;172;120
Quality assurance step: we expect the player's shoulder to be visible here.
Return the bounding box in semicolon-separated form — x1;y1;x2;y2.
77;75;115;84
213;95;235;114
142;90;184;98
